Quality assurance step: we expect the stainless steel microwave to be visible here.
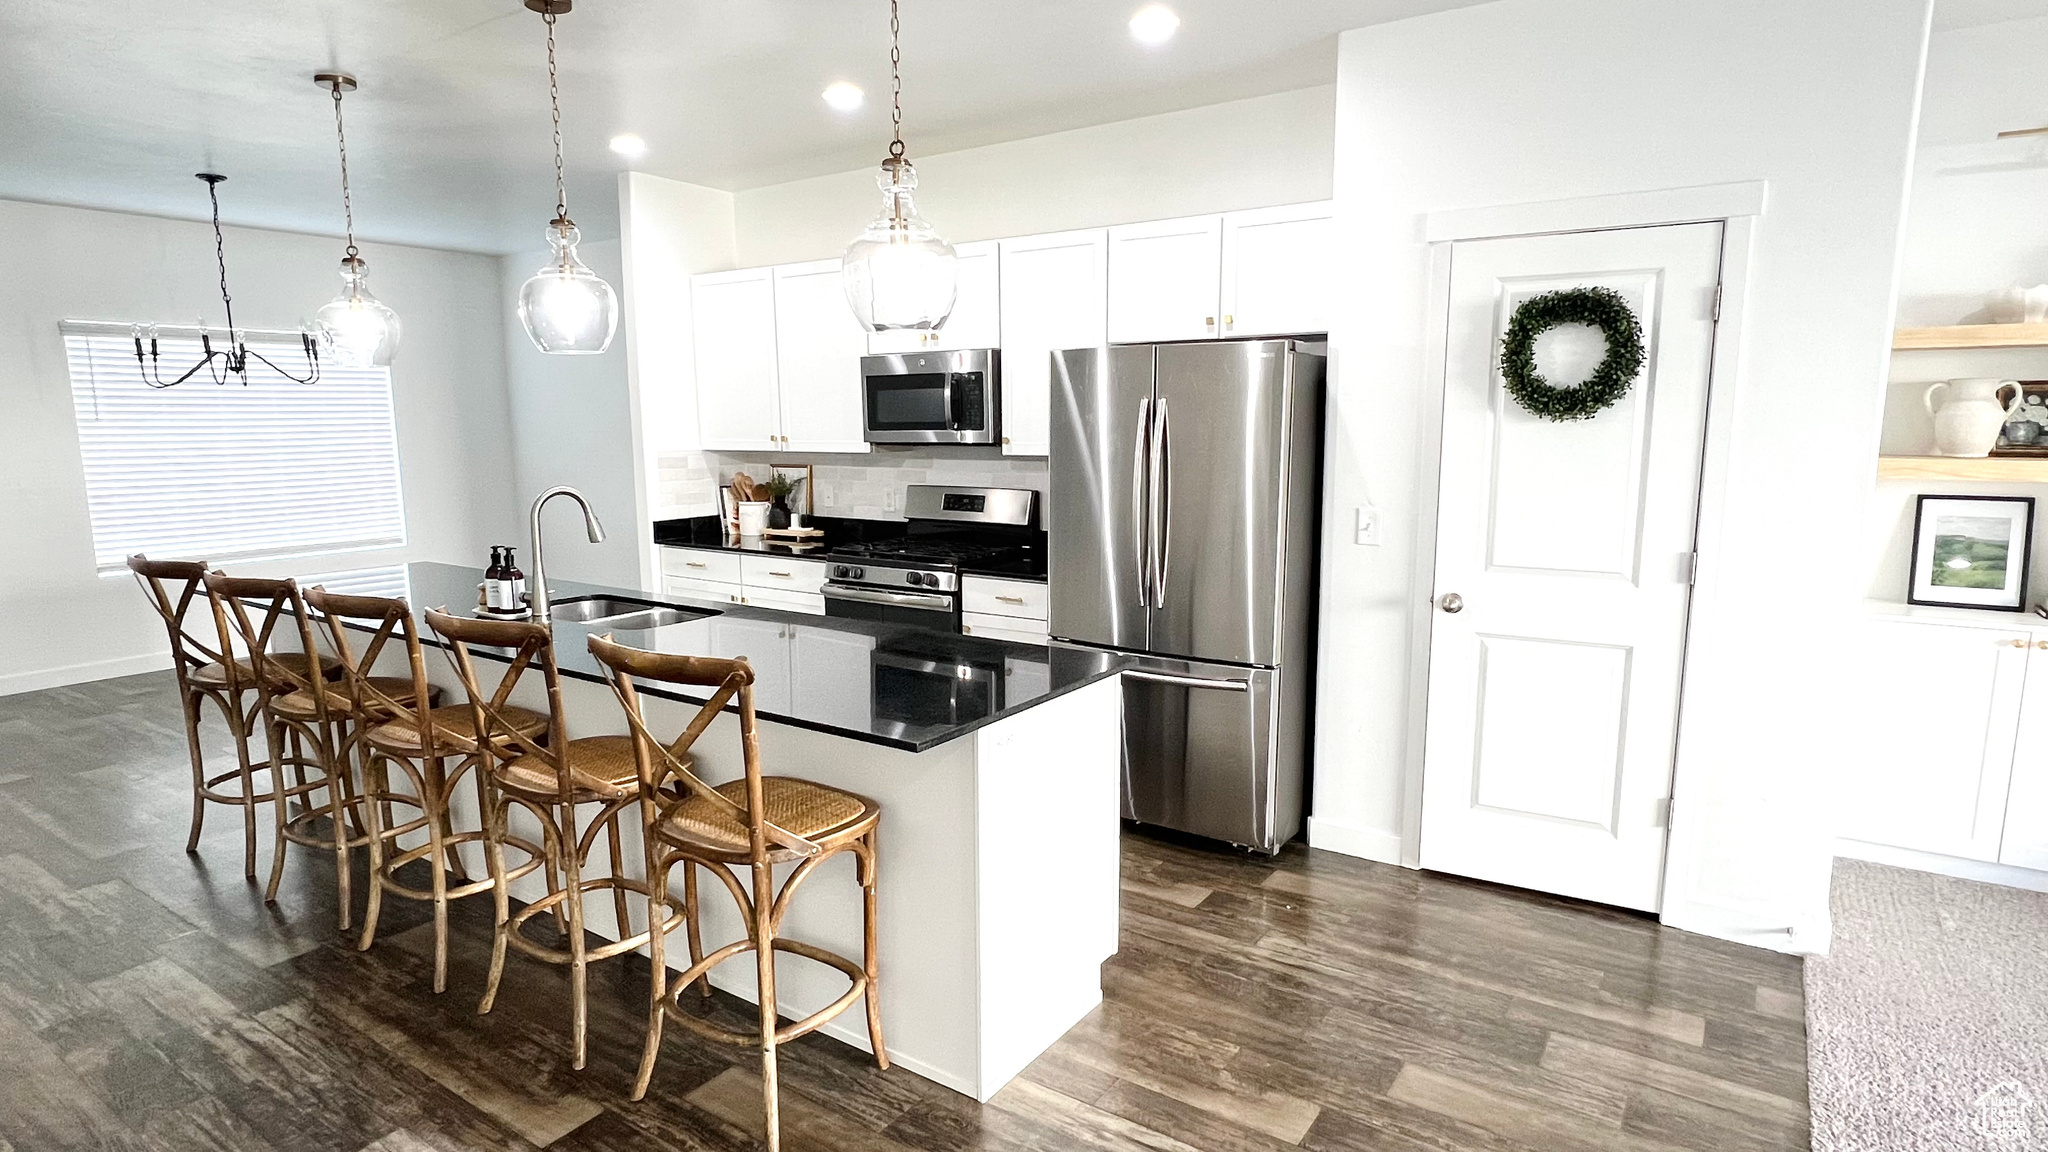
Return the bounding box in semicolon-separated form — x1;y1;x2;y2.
861;349;1000;445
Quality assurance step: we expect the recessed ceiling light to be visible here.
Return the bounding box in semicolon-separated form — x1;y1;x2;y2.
1129;4;1180;46
822;81;865;113
609;133;647;158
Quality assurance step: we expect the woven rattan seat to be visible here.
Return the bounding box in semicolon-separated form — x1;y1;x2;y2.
271;676;429;721
493;735;654;801
660;777;874;858
190;652;344;689
364;703;547;754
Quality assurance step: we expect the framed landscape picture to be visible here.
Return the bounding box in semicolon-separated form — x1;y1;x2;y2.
1908;495;2035;611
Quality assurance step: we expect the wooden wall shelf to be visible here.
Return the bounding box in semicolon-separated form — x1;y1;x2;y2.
1893;323;2048;350
1878;455;2048;481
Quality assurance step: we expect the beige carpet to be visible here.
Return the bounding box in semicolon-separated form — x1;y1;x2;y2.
1806;859;2048;1150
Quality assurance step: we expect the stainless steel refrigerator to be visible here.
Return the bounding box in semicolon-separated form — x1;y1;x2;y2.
1049;340;1323;854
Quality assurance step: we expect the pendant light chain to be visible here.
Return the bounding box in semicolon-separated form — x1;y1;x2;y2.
329;81;358;260
207;178;238;341
545;10;569;222
888;0;904;160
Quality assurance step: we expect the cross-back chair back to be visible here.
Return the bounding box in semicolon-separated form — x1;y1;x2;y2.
421;610;566;801
201;573;325;711
304;587;442;758
128;554;227;691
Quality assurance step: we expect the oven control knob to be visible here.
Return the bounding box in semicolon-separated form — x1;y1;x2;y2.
832;566;848;579
918;572;938;587
852;567;865;580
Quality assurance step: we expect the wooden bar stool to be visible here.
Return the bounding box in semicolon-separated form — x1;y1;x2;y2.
588;633;884;1151
128;554;296;879
426;609;687;1070
203;573;439;928
306;588;547;992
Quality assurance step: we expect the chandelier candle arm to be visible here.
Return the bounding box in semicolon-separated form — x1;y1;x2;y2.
517;0;618;355
843;0;957;333
314;72;401;368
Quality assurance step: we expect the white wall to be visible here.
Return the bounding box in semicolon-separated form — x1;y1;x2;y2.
0;197;518;695
499;237;648;592
1313;0;1931;950
730;86;1336;267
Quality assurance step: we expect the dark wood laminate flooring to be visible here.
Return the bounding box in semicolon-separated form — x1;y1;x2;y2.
0;671;1810;1151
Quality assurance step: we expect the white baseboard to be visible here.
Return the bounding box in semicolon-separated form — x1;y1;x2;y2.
1836;838;2048;893
1306;815;1405;865
0;651;171;698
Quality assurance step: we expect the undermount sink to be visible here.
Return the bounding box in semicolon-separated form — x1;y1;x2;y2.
546;595;709;630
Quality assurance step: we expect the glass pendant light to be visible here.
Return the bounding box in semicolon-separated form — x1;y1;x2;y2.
313;73;400;367
517;0;617;355
842;0;957;332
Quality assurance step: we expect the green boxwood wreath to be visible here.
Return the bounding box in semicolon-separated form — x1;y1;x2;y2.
1499;286;1644;422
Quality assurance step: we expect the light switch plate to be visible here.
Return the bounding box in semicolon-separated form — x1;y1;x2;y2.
1355;506;1381;546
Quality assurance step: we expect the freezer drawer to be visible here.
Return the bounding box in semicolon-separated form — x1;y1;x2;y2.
1118;656;1301;854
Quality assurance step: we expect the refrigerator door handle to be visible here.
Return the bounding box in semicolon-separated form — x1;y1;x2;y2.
1123;668;1251;692
1149;397;1172;607
1132;396;1153;607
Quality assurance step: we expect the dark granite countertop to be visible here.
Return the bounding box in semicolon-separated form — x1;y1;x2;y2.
304;561;1116;752
652;515;1048;582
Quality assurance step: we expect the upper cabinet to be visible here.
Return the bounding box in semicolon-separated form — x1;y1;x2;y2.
1107;215;1225;344
692;268;781;452
998;229;1108;457
869;240;1002;355
774;260;872;454
1220;202;1335;339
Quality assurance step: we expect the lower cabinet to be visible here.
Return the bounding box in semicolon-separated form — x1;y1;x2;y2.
960;576;1049;644
660;548;827;615
1842;613;2046;867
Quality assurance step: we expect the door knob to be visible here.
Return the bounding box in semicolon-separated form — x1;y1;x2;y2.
1439;593;1464;613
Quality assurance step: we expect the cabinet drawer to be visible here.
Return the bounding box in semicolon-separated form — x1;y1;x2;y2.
741;555;829;595
962;611;1048;644
661;575;744;604
961;576;1048;621
741;586;826;616
661;547;742;584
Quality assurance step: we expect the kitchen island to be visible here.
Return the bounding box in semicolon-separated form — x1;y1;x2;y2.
305;561;1124;1101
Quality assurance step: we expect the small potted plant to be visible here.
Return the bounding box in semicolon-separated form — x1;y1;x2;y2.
762;472;803;530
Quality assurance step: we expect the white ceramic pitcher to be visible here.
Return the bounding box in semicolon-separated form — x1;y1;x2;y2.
1925;377;2014;458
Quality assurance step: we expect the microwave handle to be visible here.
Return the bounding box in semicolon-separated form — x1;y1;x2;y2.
942;371;956;431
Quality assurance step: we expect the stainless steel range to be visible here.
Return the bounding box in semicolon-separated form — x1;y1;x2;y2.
820;485;1039;632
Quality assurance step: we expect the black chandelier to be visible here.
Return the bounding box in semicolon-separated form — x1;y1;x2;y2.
133;173;322;388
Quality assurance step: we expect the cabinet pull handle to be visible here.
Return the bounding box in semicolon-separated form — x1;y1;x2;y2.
769;570;792;578
996;595;1026;604
2036;640;2048;650
1205;316;1216;327
1224;313;1235;327
2012;638;2030;648
685;561;708;569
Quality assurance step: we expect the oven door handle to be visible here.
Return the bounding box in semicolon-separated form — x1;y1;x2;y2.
823;584;956;611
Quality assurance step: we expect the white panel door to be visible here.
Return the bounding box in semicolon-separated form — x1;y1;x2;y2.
870;240;1002;354
773;259;872;454
1840;619;2025;862
1107;215;1222;344
1220;202;1335;338
1420;222;1724;912
691;268;781;451
1999;641;2048;869
998;229;1107;457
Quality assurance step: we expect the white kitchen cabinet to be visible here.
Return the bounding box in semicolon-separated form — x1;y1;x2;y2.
961;613;1048;644
772;260;871;454
662;575;744;604
705;617;794;711
998;229;1107;457
1107;215;1223;344
1221;202;1335;338
791;625;877;731
691;268;781;452
869;240;1002;355
1841;616;2026;862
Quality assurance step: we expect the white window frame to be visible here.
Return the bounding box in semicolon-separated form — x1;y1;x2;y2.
63;321;408;575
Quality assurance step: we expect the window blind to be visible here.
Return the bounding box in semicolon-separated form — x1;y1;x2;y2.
64;327;407;574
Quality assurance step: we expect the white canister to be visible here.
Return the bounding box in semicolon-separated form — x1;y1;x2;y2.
1925;377;2014;458
737;501;771;536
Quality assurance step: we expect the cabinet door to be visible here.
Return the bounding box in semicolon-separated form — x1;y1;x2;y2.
1107;215;1222;344
791;624;877;732
2001;642;2048;869
869;240;1002;354
692;268;781;451
1839;619;2024;861
707;618;793;714
1221;202;1335;338
998;229;1108;456
773;259;872;454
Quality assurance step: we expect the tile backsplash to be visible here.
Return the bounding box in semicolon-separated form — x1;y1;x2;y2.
656;446;1049;522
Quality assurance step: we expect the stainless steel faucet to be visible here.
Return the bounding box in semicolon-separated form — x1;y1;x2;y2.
527;486;606;625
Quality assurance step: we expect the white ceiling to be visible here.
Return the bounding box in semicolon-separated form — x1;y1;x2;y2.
0;0;1487;255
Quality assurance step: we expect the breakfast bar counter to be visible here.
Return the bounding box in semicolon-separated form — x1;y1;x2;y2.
304;561;1125;1101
